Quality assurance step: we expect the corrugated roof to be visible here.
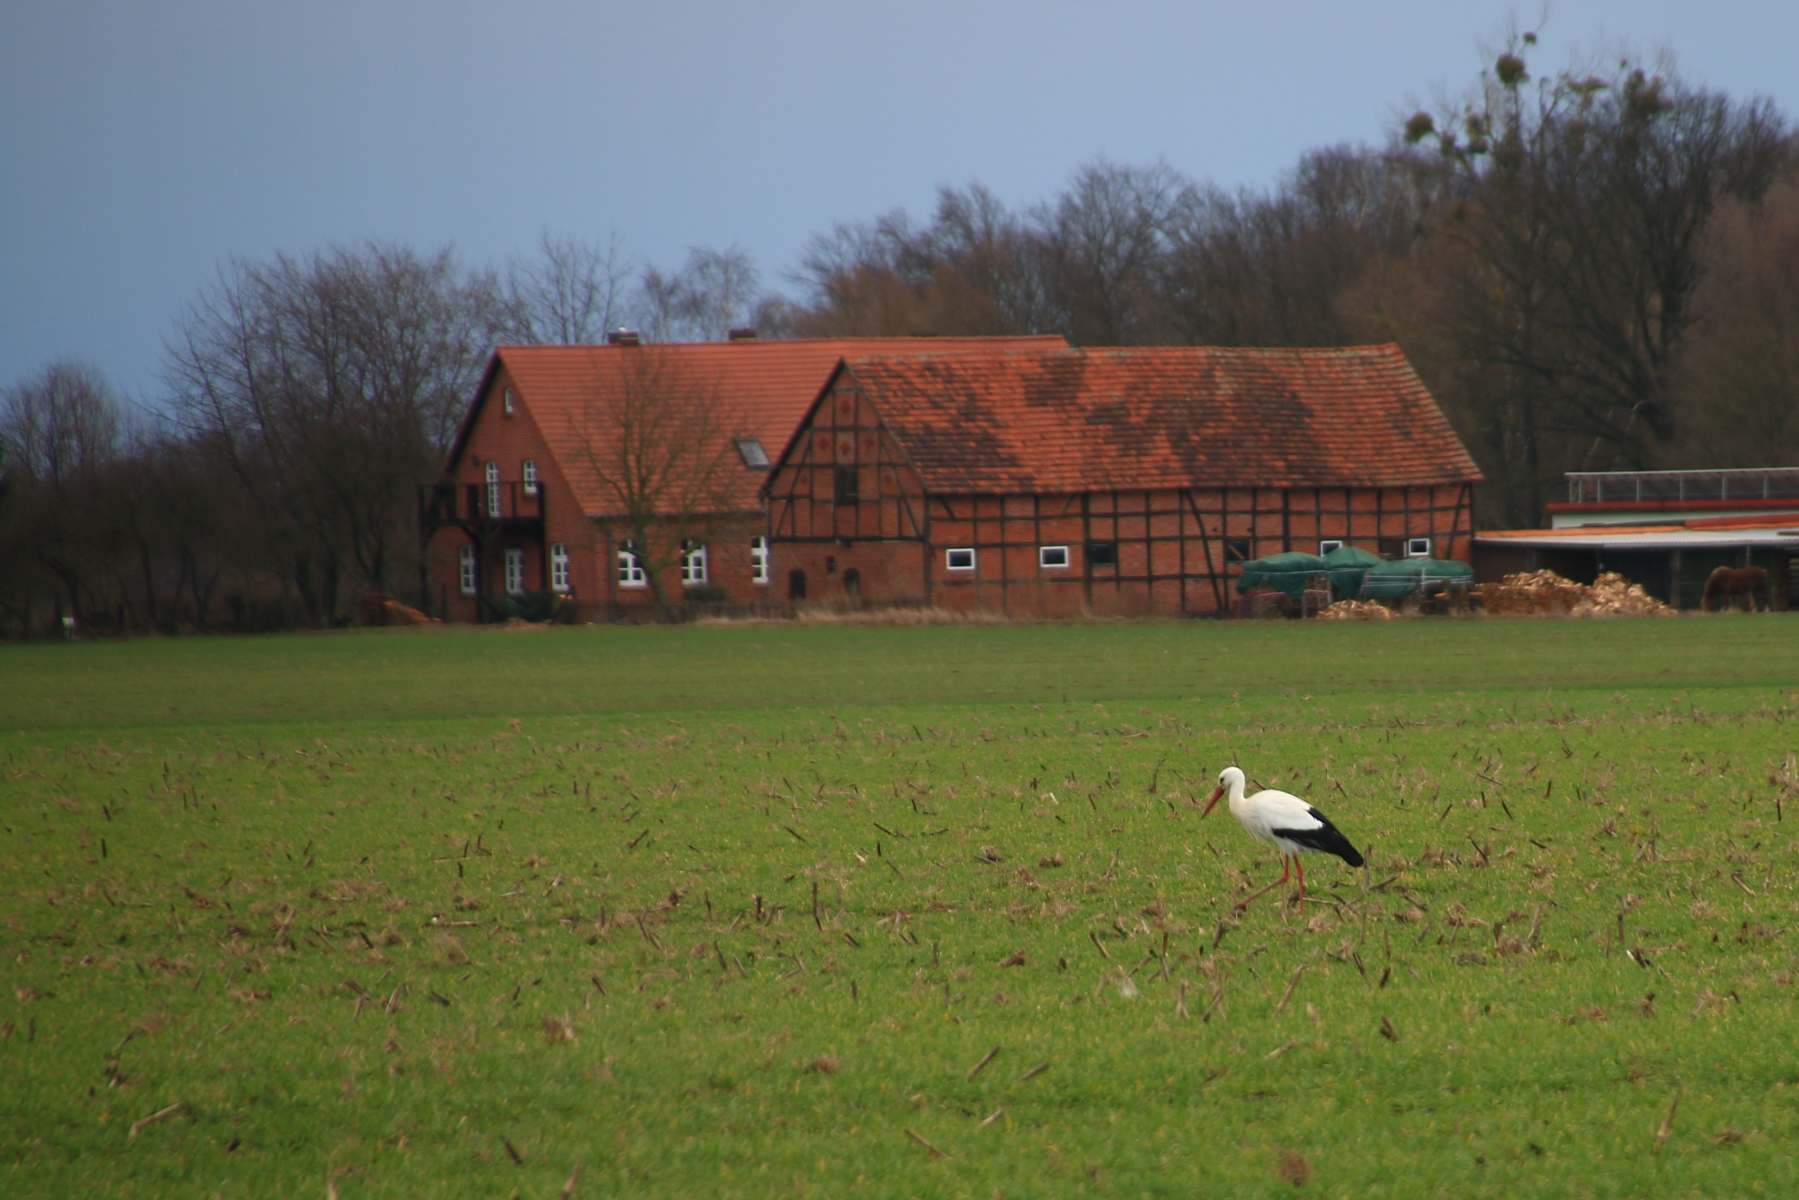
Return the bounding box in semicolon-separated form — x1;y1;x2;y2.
456;336;1064;516
834;345;1482;492
1478;511;1799;549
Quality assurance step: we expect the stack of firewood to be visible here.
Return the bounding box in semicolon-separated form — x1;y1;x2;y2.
1477;570;1676;617
1475;570;1589;615
1316;599;1398;621
1571;572;1677;618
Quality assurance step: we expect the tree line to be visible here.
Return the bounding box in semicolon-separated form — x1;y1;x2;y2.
4;36;1797;635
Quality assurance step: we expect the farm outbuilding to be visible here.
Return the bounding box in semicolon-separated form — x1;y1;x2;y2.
1474;468;1799;610
763;345;1483;617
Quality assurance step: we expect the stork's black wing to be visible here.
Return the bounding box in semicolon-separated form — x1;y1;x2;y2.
1269;806;1365;867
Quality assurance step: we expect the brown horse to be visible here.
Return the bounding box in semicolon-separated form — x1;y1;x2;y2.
1702;566;1770;612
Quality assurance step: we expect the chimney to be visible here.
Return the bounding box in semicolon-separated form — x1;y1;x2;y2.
727;328;759;342
607;329;641;347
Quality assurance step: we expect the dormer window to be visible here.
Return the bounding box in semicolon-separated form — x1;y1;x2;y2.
736;439;771;470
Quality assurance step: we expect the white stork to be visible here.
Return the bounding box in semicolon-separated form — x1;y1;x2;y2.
1203;766;1365;908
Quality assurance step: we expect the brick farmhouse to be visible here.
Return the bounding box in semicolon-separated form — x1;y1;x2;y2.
763;345;1482;617
420;335;1062;620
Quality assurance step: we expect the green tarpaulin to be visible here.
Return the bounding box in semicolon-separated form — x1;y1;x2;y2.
1237;548;1472;603
1357;557;1475;600
1234;552;1330;599
1320;545;1384;598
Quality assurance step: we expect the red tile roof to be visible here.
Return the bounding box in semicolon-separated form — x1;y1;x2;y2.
832;345;1482;492
453;336;1064;515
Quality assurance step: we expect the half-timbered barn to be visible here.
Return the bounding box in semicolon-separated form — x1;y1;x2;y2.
763;345;1482;616
420;334;1063;620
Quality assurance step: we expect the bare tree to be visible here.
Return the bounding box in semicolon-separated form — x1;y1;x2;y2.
566;349;748;603
164;242;496;623
785;184;1048;337
0;359;126;627
500;231;634;344
1160;148;1425;348
1400;38;1792;521
634;245;763;341
1032;158;1186;345
1670;177;1799;465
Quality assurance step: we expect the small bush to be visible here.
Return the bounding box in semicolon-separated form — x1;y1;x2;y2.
501;590;558;623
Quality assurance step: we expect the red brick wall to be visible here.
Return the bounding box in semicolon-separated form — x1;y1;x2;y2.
429;365;607;621
592;514;775;612
768;379;930;544
771;540;932;607
766;472;1477;618
926;483;1473;617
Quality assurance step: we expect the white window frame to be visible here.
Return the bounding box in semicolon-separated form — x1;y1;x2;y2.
522;459;538;496
1406;538;1432;558
1319;540;1343;554
503;547;525;596
458;544;477;595
750;535;770;585
945;547;976;571
1039;545;1070;569
681;542;709;586
550;543;570;593
485;461;501;516
617;542;647;589
503;387;516;416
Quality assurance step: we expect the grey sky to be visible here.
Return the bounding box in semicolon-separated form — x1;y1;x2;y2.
5;1;1797;405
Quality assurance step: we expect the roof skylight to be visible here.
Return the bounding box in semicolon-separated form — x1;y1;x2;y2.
736;438;771;470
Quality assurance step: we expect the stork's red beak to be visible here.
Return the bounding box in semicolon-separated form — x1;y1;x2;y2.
1202;785;1225;816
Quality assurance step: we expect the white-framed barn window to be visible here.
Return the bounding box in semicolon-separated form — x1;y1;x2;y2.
522;459;538;495
617;542;647;589
485;461;501;516
504;547;525;595
750;536;770;585
1319;540;1343;554
1039;545;1069;569
550;543;570;593
503;387;516;415
945;548;976;571
1406;538;1432;558
681;542;709;585
458;544;477;595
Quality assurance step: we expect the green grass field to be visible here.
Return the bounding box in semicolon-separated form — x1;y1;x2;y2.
4;617;1799;1198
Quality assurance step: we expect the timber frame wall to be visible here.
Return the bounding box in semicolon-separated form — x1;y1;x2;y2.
766;376;1477;617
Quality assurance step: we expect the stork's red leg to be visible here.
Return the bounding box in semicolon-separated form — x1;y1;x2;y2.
1233;853;1293;910
1294;855;1306;900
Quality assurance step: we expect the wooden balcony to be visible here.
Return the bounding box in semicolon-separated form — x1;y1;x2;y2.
418;481;546;535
